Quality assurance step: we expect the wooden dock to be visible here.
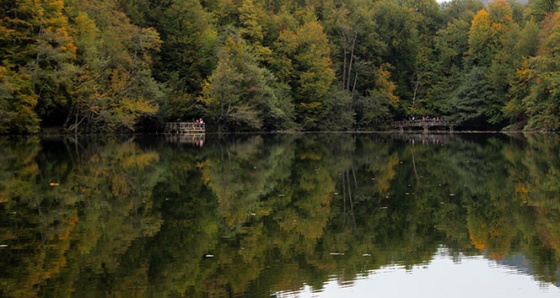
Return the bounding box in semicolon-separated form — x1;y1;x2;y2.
163;122;205;146
394;119;454;133
164;122;205;134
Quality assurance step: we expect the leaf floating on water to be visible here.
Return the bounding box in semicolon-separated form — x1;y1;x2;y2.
49;182;59;186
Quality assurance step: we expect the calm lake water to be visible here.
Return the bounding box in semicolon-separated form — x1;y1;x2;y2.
1;133;560;297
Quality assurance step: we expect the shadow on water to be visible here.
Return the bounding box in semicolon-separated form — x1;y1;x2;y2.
1;133;560;297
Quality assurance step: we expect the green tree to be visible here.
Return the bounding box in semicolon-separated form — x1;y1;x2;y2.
66;0;163;133
454;0;518;127
152;0;218;122
272;18;335;129
0;67;40;134
354;65;399;127
450;66;496;127
523;12;560;130
0;0;42;134
397;0;442;116
199;34;294;131
31;0;77;126
524;0;558;22
373;0;419;88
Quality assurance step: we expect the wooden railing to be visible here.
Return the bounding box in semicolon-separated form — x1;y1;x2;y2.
394;119;454;133
164;122;205;134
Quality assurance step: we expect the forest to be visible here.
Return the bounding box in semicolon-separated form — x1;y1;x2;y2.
1;0;560;133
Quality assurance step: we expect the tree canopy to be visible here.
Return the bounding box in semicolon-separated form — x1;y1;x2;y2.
1;0;560;133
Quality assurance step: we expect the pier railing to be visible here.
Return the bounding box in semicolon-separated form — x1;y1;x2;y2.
164;122;205;134
394;119;454;133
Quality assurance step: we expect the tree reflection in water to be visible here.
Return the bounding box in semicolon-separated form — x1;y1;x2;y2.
1;133;560;297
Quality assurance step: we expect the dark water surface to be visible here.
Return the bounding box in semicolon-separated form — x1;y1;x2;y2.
1;133;560;297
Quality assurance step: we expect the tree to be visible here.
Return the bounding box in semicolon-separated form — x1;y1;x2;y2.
450;66;496;127
31;0;77;126
372;0;420;111
0;67;40;134
524;0;558;23
0;0;43;133
152;0;218;122
468;0;515;66
320;0;380;96
65;0;163;133
354;65;399;127
272;18;335;129
468;9;494;65
523;12;560;130
504;20;540;127
397;0;442;115
460;0;517;127
199;34;294;131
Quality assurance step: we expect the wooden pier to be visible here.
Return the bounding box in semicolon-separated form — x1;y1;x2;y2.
163;122;205;146
164;122;205;134
394;119;454;133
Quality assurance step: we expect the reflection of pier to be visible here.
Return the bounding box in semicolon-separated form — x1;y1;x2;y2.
394;133;452;145
164;133;205;146
394;119;454;133
164;122;205;134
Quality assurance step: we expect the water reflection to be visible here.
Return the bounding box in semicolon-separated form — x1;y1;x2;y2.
1;133;560;297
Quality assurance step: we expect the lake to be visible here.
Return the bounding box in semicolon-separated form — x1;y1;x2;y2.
1;133;560;297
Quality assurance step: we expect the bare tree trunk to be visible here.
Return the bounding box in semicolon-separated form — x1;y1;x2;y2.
346;32;357;91
342;31;348;89
352;71;358;97
412;74;420;109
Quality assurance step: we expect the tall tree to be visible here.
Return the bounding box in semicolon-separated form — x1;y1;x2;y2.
272;17;335;129
199;35;294;131
0;0;43;133
467;0;516;65
31;0;77;126
454;0;517;127
153;0;218;122
66;0;163;133
504;20;540;127
523;12;560;130
372;0;420;113
524;0;558;22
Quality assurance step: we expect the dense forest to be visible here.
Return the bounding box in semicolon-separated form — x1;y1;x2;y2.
1;0;560;133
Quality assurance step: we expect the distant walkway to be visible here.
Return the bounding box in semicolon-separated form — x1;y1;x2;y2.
393;119;454;133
